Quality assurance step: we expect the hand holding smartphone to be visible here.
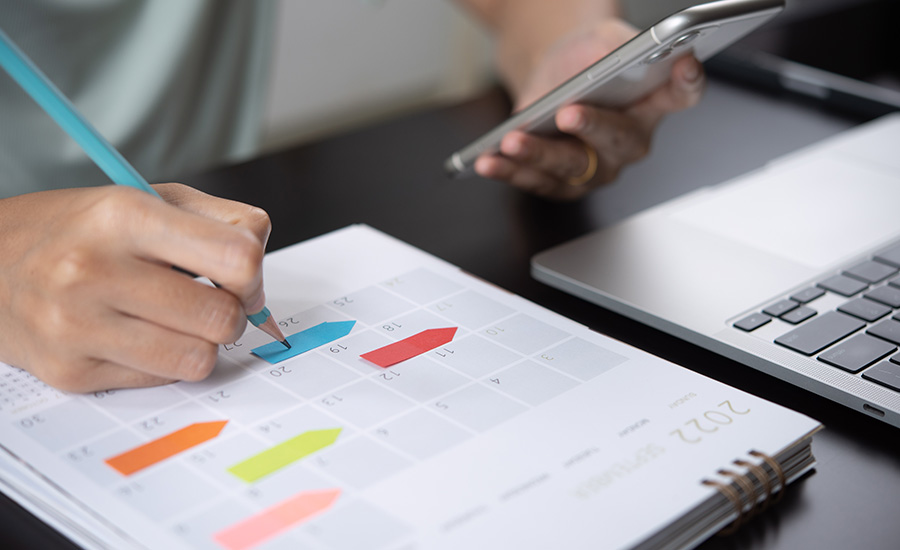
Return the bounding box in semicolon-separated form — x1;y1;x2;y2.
444;0;785;178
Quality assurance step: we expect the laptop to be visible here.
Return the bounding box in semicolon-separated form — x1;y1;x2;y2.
532;112;900;427
532;0;900;428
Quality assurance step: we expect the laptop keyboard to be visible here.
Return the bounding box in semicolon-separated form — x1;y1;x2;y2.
733;240;900;391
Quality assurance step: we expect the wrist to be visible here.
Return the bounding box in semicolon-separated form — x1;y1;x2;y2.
492;0;621;99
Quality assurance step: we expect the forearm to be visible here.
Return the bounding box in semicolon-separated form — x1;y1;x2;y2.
455;0;622;94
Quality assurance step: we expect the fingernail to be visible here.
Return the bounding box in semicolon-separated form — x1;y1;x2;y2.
474;156;491;176
558;109;584;132
682;61;701;85
501;138;525;158
246;291;266;316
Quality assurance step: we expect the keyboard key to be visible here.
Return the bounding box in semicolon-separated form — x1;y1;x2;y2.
818;334;896;373
775;311;864;355
867;319;900;346
843;260;898;283
865;286;900;308
875;243;900;268
817;274;868;297
838;298;892;322
862;361;900;392
790;287;825;304
734;313;771;332
781;306;817;325
892;354;900;365
763;299;798;317
890;276;900;289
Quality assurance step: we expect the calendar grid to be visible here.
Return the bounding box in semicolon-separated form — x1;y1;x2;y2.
1;264;657;550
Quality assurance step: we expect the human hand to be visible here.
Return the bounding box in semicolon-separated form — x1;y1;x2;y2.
475;18;706;200
0;183;271;392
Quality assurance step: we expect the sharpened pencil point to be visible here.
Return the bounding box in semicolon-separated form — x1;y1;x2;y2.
250;308;289;349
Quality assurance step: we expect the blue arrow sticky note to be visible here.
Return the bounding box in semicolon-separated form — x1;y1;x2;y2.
251;321;356;364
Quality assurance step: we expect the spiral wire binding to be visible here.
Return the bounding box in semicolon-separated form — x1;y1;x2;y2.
718;468;758;517
749;449;787;505
733;458;774;512
701;450;786;536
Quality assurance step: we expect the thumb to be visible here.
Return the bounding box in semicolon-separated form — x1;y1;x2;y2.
629;56;705;127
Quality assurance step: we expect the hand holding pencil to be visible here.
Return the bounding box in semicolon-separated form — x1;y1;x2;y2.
0;184;277;392
0;28;287;391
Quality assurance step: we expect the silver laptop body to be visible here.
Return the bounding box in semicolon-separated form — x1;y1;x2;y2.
532;113;900;427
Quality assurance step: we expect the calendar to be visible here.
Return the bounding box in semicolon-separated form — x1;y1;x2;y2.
0;225;820;550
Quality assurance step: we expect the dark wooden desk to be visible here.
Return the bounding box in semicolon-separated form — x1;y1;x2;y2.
4;80;899;549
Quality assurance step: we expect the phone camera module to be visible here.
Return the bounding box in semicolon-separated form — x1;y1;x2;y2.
672;31;701;48
645;48;672;64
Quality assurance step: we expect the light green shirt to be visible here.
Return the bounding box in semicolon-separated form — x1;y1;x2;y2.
0;0;695;199
0;0;275;198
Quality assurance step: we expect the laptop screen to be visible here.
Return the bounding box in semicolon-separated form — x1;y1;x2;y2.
707;0;900;119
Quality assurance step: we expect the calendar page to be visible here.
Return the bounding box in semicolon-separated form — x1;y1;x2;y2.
0;225;820;550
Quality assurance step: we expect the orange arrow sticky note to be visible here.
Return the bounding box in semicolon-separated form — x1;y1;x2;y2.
361;327;457;367
105;420;228;476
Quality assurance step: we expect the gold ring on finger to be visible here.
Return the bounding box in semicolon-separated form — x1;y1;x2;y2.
566;143;598;186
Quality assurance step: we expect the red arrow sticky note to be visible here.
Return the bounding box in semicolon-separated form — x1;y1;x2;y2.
361;327;457;367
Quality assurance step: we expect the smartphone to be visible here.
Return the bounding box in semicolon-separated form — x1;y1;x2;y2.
444;0;785;177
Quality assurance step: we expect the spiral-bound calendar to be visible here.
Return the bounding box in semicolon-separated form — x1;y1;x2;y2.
0;225;821;550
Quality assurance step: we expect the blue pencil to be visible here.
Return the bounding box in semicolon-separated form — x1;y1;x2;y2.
0;28;289;349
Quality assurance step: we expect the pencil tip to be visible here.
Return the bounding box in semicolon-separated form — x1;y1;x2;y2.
281;339;292;350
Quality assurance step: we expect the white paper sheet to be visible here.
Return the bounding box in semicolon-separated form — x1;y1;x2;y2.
0;225;821;550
